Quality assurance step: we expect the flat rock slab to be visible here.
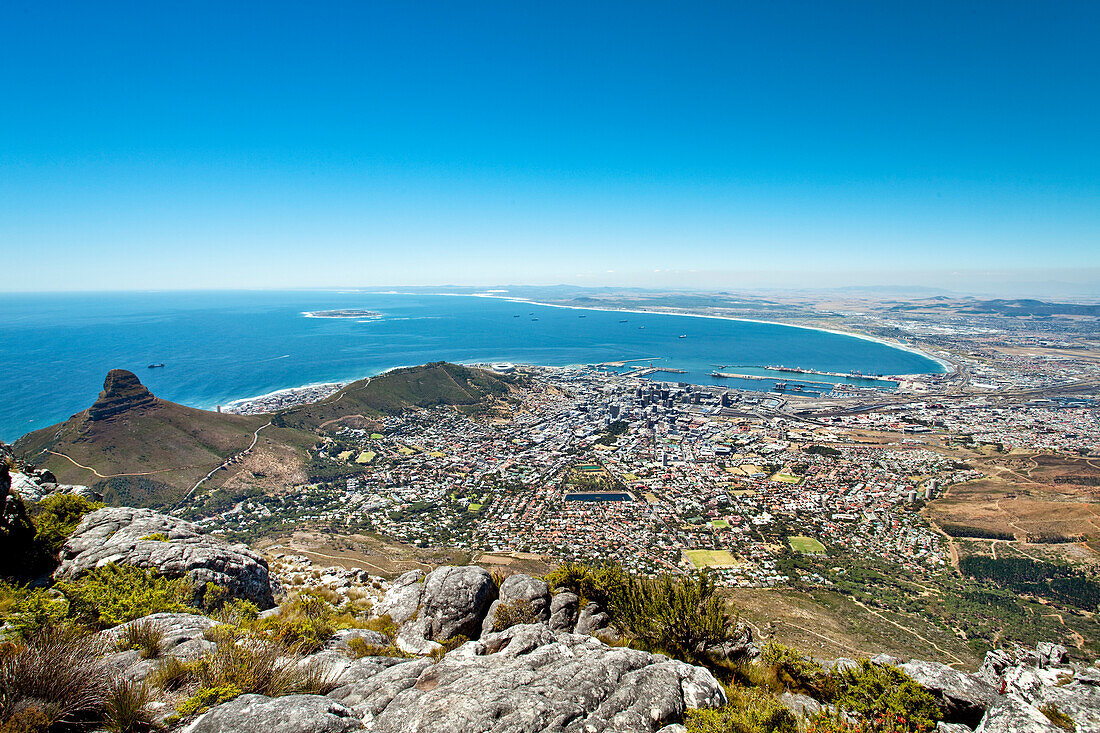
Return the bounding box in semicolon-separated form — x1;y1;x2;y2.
332;624;725;733
183;694;363;733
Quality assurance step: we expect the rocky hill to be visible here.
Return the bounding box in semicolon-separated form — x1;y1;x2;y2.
12;363;510;507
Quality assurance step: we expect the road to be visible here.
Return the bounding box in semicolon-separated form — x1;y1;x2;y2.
173;421;272;510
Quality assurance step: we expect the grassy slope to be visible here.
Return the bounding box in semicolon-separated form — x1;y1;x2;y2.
15;401;268;505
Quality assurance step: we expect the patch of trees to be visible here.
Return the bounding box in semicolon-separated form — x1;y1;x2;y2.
959;555;1100;611
940;524;1014;540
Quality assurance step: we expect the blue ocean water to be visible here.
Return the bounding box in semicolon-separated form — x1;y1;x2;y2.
0;291;943;442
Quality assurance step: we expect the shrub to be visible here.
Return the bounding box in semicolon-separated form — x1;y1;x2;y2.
102;678;159;733
138;534;170;542
0;626;113;730
428;635;468;661
30;495;103;560
345;638;413;659
491;598;541;631
545;561;628;608
359;614;398;639
833;660;941;732
684;684;797;733
1039;704;1075;732
758;641;832;697
249;591;337;653
117;619;165;660
160;627;338;713
0;582;68;639
612;571;733;665
57;564;193;628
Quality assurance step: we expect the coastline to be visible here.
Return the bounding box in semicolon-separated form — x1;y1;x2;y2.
460;292;953;374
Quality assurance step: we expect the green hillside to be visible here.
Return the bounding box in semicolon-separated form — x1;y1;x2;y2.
278;362;513;430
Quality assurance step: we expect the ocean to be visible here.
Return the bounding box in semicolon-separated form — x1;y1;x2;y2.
0;290;944;442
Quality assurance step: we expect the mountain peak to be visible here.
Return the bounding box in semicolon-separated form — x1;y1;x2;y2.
87;369;158;421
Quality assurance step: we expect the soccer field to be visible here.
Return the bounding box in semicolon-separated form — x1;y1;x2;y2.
684;549;740;568
789;536;827;554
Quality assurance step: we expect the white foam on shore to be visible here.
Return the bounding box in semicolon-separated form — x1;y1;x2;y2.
455;292;951;374
222;381;347;408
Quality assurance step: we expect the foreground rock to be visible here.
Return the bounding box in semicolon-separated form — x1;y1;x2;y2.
329;624;726;733
900;659;997;727
55;507;275;608
184;694;363;733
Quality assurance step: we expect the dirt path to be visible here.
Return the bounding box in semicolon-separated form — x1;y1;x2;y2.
46;450;195;479
847;596;968;666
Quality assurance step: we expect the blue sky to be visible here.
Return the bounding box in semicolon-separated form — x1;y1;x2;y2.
1;1;1098;294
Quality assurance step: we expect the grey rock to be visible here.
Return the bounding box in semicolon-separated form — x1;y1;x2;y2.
825;657;859;674
183;694;363;733
871;653;902;666
55;507;275;608
975;694;1060;733
1036;642;1068;667
901;660;997;727
548;591;580;632
574;602;611;637
936;723;974;732
1036;676;1100;732
374;570;425;626
327;628;391;653
376;565;496;650
328;657;435;719
779;691;823;719
481;574;551;636
342;624;726;733
656;726;688;733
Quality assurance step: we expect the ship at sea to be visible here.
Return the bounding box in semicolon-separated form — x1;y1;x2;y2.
147;363;165;369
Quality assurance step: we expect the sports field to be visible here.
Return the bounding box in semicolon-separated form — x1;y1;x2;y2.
684;549;740;568
708;520;730;528
789;536;826;554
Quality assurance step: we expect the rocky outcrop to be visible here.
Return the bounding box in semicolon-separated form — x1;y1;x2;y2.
6;470;99;503
900;659;998;727
481;573;551;636
88;369;159;421
574;601;611;637
102;612;219;681
328;624;726;733
376;565;496;652
55;507;275;608
183;694;364;733
548;591;579;632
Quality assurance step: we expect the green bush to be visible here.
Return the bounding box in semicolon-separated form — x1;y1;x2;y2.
0;582;69;638
612;571;733;665
56;564;193;628
833;660;941;732
684;684;797;733
31;495;103;559
116;619;165;660
758;641;832;697
545;561;628;608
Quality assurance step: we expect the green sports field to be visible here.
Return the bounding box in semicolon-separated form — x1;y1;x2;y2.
788;536;826;554
684;549;740;568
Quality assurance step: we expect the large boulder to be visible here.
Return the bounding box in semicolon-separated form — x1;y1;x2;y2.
55;507;275;609
327;624;726;733
376;565;496;651
548;591;580;632
900;659;998;727
183;694;363;733
481;573;551;636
